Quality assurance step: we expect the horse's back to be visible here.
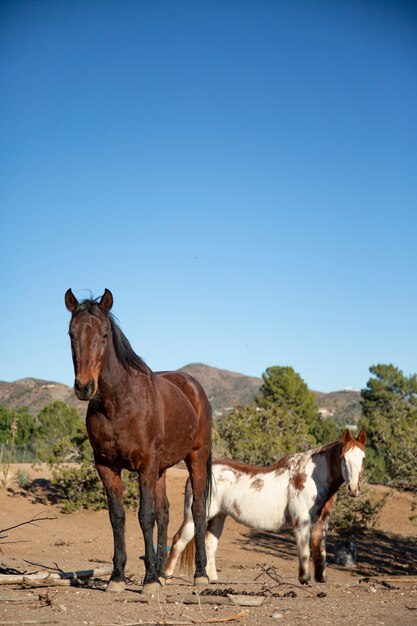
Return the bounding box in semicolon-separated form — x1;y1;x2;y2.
157;371;211;419
210;461;289;531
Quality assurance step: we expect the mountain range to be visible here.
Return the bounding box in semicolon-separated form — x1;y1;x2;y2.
0;362;362;424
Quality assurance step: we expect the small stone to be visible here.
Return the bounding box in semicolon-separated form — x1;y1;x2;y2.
271;612;283;620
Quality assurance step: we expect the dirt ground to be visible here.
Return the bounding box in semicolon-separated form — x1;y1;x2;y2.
1;464;416;626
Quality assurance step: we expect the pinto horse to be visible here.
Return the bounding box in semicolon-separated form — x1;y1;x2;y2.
165;429;366;585
65;289;212;593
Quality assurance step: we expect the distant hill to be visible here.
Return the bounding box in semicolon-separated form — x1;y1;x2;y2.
178;363;263;417
0;364;362;423
0;377;86;417
315;389;363;424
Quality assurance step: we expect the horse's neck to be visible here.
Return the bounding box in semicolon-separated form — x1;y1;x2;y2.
98;342;146;409
315;441;344;499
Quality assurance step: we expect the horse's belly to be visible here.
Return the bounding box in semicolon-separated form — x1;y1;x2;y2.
224;484;287;532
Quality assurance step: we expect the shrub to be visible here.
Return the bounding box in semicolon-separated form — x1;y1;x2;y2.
329;484;386;535
52;461;139;513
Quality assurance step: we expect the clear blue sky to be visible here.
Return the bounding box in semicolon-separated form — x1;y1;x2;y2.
1;0;416;393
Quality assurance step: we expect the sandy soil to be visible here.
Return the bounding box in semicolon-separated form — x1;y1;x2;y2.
0;464;416;626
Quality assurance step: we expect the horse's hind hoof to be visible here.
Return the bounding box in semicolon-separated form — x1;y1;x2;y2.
194;576;209;586
159;576;166;587
106;581;125;592
142;581;161;595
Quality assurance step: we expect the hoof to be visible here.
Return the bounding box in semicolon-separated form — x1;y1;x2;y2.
106;580;125;592
142;581;161;595
194;575;209;587
159;576;166;587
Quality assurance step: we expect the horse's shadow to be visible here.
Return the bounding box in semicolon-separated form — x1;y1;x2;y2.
234;527;417;576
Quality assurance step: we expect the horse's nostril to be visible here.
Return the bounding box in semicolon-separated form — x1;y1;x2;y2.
74;378;95;399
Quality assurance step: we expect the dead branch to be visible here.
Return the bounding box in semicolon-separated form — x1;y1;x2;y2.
23;560;60;573
0;593;37;602
102;612;249;626
0;565;113;586
22;576;72;588
254;564;315;595
189;611;249;624
0;512;57;536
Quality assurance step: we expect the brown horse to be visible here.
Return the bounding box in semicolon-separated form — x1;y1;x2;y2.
65;288;212;593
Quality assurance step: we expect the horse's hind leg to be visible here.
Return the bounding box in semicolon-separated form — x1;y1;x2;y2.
165;480;194;578
185;450;210;585
205;514;225;582
293;518;311;585
165;519;195;578
155;472;169;583
95;463;127;592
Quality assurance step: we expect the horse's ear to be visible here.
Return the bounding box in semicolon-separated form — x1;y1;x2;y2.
99;288;113;313
65;289;79;313
356;430;367;446
341;428;353;445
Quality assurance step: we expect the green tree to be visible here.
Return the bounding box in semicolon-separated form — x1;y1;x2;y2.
254;365;339;445
218;403;315;465
0;406;36;446
255;366;318;427
359;364;417;484
309;414;341;445
34;401;88;463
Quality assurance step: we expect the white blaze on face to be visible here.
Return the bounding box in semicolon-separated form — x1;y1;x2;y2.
342;446;365;497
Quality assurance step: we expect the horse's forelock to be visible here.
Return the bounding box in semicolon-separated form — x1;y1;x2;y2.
342;437;365;456
71;297;103;318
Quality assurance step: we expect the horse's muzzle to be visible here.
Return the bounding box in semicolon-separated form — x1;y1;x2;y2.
347;484;361;498
74;378;96;400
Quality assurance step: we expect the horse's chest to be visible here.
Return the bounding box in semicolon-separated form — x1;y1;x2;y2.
86;414;141;467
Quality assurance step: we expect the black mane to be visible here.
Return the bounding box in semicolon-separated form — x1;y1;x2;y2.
72;297;151;375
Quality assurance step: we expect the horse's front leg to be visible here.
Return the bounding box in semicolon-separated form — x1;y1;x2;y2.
185;450;210;586
138;467;160;593
293;517;311;585
155;471;169;582
311;495;336;583
95;463;127;592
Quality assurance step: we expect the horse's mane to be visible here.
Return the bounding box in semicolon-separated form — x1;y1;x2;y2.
71;297;151;375
312;438;342;457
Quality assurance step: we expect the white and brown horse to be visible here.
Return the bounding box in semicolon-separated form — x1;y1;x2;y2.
166;429;366;584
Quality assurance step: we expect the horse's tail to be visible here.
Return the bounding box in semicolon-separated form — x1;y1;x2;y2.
179;537;196;577
204;451;212;514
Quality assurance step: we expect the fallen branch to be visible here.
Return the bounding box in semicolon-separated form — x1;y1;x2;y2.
189;611;249;624
0;619;62;626
0;566;113;586
117;594;263;608
0;593;37;602
0;512;57;540
103;612;249;626
255;564;315;596
22;576;72;588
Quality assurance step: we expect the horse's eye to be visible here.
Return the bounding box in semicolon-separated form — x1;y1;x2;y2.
102;333;108;340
